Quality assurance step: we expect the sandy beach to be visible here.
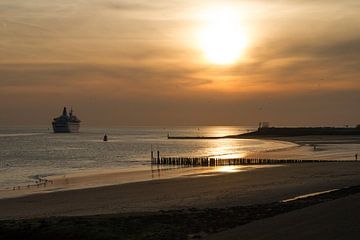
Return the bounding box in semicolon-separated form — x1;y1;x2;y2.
0;165;235;199
1;162;360;220
1;134;360;239
206;192;360;240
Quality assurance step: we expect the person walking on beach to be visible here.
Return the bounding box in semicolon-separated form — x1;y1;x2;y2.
356;154;358;161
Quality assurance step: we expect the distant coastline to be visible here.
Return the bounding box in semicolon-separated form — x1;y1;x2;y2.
168;126;360;139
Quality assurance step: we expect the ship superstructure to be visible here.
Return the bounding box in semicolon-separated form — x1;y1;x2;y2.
52;107;81;133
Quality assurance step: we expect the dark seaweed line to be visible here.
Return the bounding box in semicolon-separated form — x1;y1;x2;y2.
1;185;360;240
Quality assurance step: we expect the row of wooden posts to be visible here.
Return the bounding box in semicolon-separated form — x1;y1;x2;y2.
11;178;54;191
151;151;351;166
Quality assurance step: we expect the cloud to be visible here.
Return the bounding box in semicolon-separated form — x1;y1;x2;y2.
220;37;360;90
0;0;359;125
103;1;163;11
0;63;212;95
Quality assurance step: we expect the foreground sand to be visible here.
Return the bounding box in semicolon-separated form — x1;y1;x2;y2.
206;192;360;240
1;162;360;219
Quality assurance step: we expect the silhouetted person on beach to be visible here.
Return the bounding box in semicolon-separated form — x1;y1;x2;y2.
356;154;358;161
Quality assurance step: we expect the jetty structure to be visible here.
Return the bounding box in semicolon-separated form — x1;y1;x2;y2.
245;122;360;137
52;107;81;133
161;123;360;167
151;155;355;167
167;122;360;139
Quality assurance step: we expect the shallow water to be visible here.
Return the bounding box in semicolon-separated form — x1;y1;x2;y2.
0;126;297;188
0;126;358;189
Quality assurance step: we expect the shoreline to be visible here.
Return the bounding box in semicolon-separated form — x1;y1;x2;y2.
0;138;298;199
1;162;360;220
169;134;360;145
168;128;360;140
0;135;296;193
1;164;360;239
0;164;273;200
2;133;360;239
1;135;358;200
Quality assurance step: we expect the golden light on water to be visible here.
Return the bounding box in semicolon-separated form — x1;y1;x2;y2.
217;166;241;173
197;6;248;65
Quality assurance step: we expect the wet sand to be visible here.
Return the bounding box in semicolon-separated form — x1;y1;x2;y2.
1;162;360;220
0;164;270;199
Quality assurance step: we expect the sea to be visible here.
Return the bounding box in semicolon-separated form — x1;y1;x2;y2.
0;126;358;189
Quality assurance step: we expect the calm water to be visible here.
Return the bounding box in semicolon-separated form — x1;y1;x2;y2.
0;126;298;188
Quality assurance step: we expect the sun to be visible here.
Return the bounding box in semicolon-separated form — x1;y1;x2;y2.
197;7;248;65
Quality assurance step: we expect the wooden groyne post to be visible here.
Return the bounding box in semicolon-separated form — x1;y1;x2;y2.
151;155;354;167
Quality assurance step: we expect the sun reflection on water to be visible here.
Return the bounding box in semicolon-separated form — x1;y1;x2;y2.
204;139;248;159
216;166;242;173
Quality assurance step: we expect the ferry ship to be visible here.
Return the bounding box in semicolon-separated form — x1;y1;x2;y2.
52;107;81;133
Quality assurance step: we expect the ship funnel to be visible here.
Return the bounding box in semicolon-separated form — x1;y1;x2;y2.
62;107;68;116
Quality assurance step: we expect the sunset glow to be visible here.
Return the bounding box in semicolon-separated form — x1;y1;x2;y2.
0;0;359;126
197;7;248;65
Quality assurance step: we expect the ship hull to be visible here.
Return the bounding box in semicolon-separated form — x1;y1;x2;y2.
52;122;80;133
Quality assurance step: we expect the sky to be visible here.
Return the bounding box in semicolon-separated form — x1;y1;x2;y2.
1;0;359;126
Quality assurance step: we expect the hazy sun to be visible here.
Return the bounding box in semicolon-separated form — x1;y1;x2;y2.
198;7;248;65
